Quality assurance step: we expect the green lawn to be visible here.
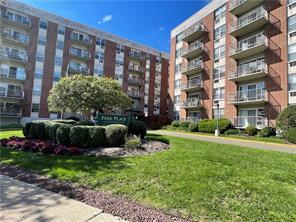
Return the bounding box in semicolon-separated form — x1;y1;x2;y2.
0;130;23;139
1;131;296;221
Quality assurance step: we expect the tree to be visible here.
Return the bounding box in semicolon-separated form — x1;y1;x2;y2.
48;75;132;117
276;105;296;132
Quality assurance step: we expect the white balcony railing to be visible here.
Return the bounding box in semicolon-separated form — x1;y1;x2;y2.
1;11;31;26
229;61;267;79
68;64;89;74
182;23;204;39
0;47;28;63
230;116;268;129
229;0;247;10
129;51;145;60
181;78;202;90
181;98;202;108
70;33;91;44
0;109;22;117
2;31;29;44
69;48;90;59
127;91;144;98
0;68;26;80
181;41;203;56
229;88;267;103
128;77;144;85
230;6;268;32
0;89;23;99
182;60;203;73
180;117;201;122
128;64;145;73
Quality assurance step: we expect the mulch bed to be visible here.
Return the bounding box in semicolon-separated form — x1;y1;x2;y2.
0;164;190;222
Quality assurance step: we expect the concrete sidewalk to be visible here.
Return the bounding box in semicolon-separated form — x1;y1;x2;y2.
150;130;296;154
0;175;126;222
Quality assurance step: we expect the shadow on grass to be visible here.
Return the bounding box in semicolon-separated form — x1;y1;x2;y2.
146;134;170;144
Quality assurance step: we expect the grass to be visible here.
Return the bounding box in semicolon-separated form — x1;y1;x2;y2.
1;130;296;221
0;130;23;139
162;127;286;144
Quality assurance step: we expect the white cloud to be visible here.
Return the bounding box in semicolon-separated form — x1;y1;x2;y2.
158;27;164;31
98;14;113;24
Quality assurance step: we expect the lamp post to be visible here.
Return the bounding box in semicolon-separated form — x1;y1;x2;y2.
215;103;220;137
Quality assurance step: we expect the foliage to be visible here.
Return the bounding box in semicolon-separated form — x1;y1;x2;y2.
171;121;180;127
66;116;80;121
105;124;127;147
22;122;33;138
124;136;142;149
198;118;231;133
259;127;276;138
245;125;258;136
128;120;147;139
284;128;296;144
180;121;190;129
48;75;132;115
53;120;77;125
86;126;107;147
30;121;47;140
188;122;199;132
75;120;95;126
56;125;71;146
224;129;241;135
69;126;88;147
276;105;296;132
1;124;22;130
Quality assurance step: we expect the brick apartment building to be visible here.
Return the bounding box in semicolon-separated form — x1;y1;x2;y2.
0;0;169;126
169;0;296;129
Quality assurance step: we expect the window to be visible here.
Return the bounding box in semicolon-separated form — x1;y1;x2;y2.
289;44;296;62
176;33;183;44
55;56;62;66
38;35;46;45
288;15;296;33
36;52;44;62
213;66;225;80
175;63;182;74
174;95;180;105
94;66;104;77
39;19;48;29
213;108;224;119
214;4;226;23
213;87;225;100
214;24;226;40
57;25;65;35
56;40;64;50
175;48;181;58
116;44;125;53
53;71;61;81
96;37;105;47
214;45;225;60
174;111;180;120
32;103;40;112
289;74;296;91
174;79;181;89
33;85;41;96
0;87;6;96
95;51;104;61
115;59;124;66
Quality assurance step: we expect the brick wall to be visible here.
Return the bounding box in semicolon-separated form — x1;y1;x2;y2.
168;37;176;120
103;39;116;78
148;55;156;116
160;58;169;116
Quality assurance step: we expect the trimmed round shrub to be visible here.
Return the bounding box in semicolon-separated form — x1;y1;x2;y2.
76;120;95;126
128;120;147;139
22;122;33;138
284;128;296;144
188;122;199;132
198;118;231;134
56;125;71;146
245;125;258;136
171;121;180;127
124;136;142;149
224;129;241;135
66;116;80;121
105;124;127;147
86;126;107;147
30;121;47;140
69;126;88;147
45;122;64;143
259;127;276;137
180;121;190;129
276;105;296;132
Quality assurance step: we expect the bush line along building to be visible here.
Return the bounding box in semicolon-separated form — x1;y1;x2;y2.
0;0;169;126
169;0;296;128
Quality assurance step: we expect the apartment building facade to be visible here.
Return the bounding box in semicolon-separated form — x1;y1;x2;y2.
169;0;296;129
0;0;169;126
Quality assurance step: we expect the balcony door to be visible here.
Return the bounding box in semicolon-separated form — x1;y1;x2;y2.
239;109;257;127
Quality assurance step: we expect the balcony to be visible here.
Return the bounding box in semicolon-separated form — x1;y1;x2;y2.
127;77;144;85
228;88;267;105
230;116;267;129
69;48;90;60
0;68;26;82
1;31;29;47
181;60;203;75
229;34;268;59
70;32;91;45
229;0;265;16
127;91;144;98
181;98;202;109
229;6;268;37
0;109;22;117
0;48;28;64
129;51;145;61
181;41;204;59
182;23;205;43
180;117;201;122
128;64;145;74
1;11;31;29
229;61;268;82
180;78;203;92
0;89;24;99
67;64;89;75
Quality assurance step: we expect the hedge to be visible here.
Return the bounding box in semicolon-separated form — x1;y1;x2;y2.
30;121;47;140
128;120;146;139
276;105;296;132
259;127;276;137
284;128;296;144
180;121;191;128
188;122;199;132
245;125;258;136
76;120;95;126
69;126;88;147
87;126;107;147
198;118;231;133
56;125;71;146
106;124;127;147
23;122;33;138
171;121;180;127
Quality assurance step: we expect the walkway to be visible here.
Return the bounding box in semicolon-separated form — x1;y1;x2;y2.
150;130;296;154
0;175;126;222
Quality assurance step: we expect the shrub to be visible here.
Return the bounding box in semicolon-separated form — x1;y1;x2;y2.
284;128;296;144
23;122;33;138
276;105;296;132
56;125;71;146
66;116;80;121
76;120;95;126
69;126;88;147
171;121;180;127
105;124;127;147
259;127;276;137
224;129;241;135
245;125;258;136
86;126;107;147
188;122;199;132
45;122;64;143
198;118;231;134
30;121;47;140
124;136;142;149
128;120;147;139
53;120;77;125
180;121;190;129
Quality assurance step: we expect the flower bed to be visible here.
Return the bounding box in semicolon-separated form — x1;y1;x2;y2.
0;136;81;155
